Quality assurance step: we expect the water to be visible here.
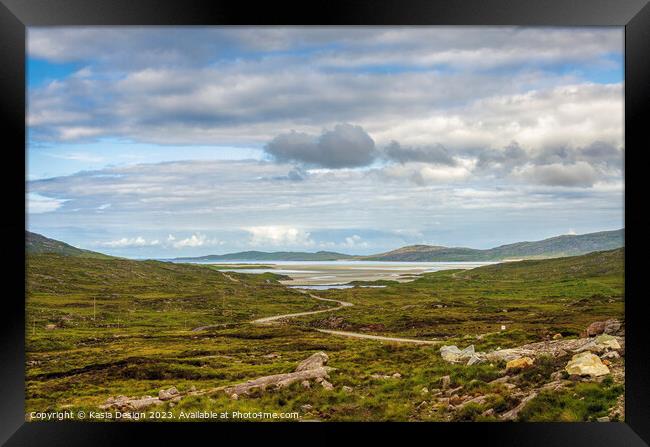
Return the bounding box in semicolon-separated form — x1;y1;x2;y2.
170;260;496;287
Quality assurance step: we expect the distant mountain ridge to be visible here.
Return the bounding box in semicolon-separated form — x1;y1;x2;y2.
27;229;624;263
26;231;113;259
361;229;624;262
173;250;354;262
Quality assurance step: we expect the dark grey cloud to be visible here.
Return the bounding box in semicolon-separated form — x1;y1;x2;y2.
520;162;600;187
383;141;456;166
265;124;377;168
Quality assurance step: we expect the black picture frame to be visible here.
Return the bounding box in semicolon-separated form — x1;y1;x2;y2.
1;0;648;445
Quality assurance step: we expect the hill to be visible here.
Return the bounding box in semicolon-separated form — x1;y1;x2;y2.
173;250;354;262
26;231;113;259
361;229;624;262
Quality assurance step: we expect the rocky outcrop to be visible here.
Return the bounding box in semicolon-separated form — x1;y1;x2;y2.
296;352;329;372
224;352;334;397
506;357;534;372
100;386;186;411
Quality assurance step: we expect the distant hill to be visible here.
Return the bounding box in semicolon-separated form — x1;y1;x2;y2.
361;229;624;262
173;250;354;262
26;231;113;259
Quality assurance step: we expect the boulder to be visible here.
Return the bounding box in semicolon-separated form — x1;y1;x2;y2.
440;344;484;364
158;386;179;401
295;352;329;372
565;352;610;377
320;380;334;391
440;345;463;362
506;357;534;372
485;348;534;363
586;319;621;337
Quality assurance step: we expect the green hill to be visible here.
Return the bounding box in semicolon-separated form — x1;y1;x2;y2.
26;231;113;259
362;229;624;262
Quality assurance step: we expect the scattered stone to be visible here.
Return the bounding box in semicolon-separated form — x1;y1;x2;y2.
263;353;280;359
467;354;486;366
421;387;429;395
158;386;179;401
481;408;495;417
597;416;610;422
300;404;313;412
486;348;535;363
320;380;334;391
602;351;620;360
342;385;353;393
230;393;239;400
565;352;610;377
296;352;329;372
301;380;311;389
189;385;197;392
553;333;563;340
45;324;56;330
441;375;451;390
506;357;534;373
392;373;402;379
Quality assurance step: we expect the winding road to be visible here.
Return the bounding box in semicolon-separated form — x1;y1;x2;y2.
194;289;438;345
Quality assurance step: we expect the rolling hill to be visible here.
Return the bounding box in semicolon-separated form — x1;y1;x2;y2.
360;229;624;262
26;231;113;259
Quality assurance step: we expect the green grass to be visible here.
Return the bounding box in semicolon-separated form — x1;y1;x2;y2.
25;249;624;421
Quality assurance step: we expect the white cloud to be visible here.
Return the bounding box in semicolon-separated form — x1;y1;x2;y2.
26;193;67;214
98;236;160;248
246;226;314;247
169;233;222;248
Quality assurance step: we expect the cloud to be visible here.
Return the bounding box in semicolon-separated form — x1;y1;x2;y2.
246;226;314;247
515;162;600;187
343;234;368;248
383;141;456;165
378;160;474;185
265;124;377;168
168;233;221;248
97;236;159;248
26;193;67;214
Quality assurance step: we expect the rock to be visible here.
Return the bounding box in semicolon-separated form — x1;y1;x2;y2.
320;380;334;391
416;401;428;410
295;352;329;372
594;334;621;350
263;353;280;359
506;357;534;372
485;348;534;363
189;385;197;392
45;324;56;330
550;371;564;381
158;386;179;401
553;333;563;340
449;395;464;406
467;354;486;366
565;352;610;377
342;385;353;393
224;366;332;396
597;416;610;422
602;351;620;360
440;345;463;362
501;392;538;420
586;319;621;337
481;408;495;417
300;404;313;412
440;344;484;364
602;359;611;366
171;396;182;404
440;375;451;390
421;387;429;395
392;373;402;379
301;380;311;389
230;393;239;400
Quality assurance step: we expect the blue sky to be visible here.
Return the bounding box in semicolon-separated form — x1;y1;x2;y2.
26;27;624;258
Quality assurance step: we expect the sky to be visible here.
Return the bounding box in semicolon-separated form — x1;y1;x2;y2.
26;27;625;258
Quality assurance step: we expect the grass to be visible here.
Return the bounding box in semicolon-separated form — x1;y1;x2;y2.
25;249;624;421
